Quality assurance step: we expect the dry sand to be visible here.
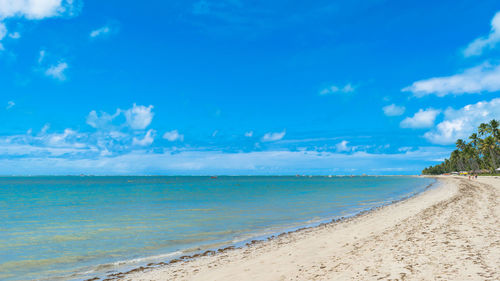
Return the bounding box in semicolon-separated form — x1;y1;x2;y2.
112;176;499;281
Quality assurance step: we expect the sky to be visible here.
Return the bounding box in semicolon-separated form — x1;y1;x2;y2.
1;0;500;175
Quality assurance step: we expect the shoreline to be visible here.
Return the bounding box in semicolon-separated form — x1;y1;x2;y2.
84;177;440;281
2;176;433;281
106;176;499;280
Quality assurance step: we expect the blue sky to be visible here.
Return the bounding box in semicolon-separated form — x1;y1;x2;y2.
1;0;500;175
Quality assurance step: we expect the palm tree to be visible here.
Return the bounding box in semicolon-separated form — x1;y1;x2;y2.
456;139;466;151
450;150;460;172
469;133;479;148
481;136;498;171
478;123;489;137
489;119;499;142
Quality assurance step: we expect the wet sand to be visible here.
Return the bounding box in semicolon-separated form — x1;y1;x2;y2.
111;176;499;280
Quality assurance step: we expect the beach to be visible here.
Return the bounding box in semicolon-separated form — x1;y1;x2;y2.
1;176;435;280
113;176;500;281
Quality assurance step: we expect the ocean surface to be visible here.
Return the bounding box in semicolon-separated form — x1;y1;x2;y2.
0;176;435;280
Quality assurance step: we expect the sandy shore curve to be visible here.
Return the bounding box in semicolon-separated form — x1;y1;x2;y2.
108;176;499;281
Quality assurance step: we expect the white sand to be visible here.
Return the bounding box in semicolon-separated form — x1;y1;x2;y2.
113;176;500;281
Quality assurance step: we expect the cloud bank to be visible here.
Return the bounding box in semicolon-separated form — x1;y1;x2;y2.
400;108;440;129
163;130;184;142
261;130;286;142
133;129;155;146
90;26;110;38
0;101;453;175
402;63;500;97
124;104;154;130
6;100;15;110
0;0;78;19
463;11;500;57
424;98;500;144
382;104;405;116
0;146;451;175
319;83;354;96
336;140;350;152
44;61;68;80
0;0;80;50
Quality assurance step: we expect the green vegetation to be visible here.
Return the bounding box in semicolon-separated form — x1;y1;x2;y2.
422;120;500;175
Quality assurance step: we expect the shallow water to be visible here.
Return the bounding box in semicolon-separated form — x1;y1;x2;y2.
0;176;434;280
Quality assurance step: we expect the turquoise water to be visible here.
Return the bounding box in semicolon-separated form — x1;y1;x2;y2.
0;176;434;280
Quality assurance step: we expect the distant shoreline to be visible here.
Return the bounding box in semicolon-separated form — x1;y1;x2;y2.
0;174;422;178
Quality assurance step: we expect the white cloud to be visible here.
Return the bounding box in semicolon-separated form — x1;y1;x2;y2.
0;0;79;50
6;100;14;109
86;104;155;132
342;83;354;92
40;123;50;134
319;83;354;96
0;22;6;50
0;0;77;20
400;108;440;129
402;63;500;97
261;130;286;142
0;103;153;160
463;11;500;57
86;110;100;128
86;109;121;129
336;140;350;152
124;104;154;130
244;131;253;137
424;98;500;144
382;104;405;116
44;61;68;80
45;128;80;147
163;130;184;142
398;146;413;152
132;129;155;146
8;31;20;39
38;49;46;63
90;26;110;38
0;22;6;39
6;125;89;152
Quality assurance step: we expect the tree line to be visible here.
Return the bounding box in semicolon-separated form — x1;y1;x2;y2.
422;120;500;175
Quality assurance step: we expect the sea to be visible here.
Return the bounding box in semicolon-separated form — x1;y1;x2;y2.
0;176;435;280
